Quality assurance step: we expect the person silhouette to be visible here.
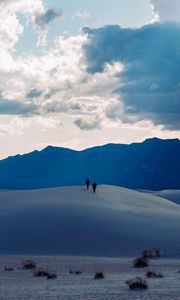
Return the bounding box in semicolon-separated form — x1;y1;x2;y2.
85;178;90;190
92;182;97;193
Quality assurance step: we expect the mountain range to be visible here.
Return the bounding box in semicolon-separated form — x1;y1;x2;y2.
0;137;180;190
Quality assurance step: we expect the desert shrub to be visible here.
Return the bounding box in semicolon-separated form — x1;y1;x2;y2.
75;271;82;275
142;247;162;260
146;271;164;278
4;266;14;271
69;269;82;275
126;277;148;290
34;268;57;279
94;272;104;279
34;268;49;277
133;256;149;268
22;260;37;270
47;273;57;280
142;249;153;259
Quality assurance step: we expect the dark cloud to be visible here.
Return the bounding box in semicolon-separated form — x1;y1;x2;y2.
83;22;180;130
0;98;37;115
74;117;101;130
26;89;42;99
35;9;63;27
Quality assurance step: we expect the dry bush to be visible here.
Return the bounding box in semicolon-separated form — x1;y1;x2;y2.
47;273;57;280
4;266;14;271
146;270;164;278
69;269;82;275
126;277;148;290
34;268;57;279
22;260;37;270
133;256;149;268
34;268;49;277
142;248;162;259
94;272;104;279
142;249;153;259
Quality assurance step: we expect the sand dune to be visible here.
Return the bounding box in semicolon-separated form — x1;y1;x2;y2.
149;190;180;205
0;185;180;257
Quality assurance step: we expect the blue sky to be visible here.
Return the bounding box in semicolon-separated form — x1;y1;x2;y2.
16;0;153;53
0;0;180;158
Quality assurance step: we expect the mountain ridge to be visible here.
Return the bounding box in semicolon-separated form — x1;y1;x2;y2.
0;137;180;190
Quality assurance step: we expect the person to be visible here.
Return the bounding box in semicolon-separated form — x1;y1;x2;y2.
92;182;97;193
155;248;160;258
85;178;90;190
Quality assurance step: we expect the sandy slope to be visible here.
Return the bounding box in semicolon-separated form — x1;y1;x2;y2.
148;190;180;205
0;185;180;257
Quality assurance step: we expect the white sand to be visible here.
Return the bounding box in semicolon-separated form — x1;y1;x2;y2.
0;185;179;256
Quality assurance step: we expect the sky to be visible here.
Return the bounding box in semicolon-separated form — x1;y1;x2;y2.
0;0;180;158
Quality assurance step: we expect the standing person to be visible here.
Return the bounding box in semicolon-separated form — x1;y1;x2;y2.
85;178;90;190
92;182;97;193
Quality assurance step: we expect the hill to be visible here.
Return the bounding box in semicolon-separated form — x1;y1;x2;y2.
0;138;180;190
145;189;180;205
0;185;180;256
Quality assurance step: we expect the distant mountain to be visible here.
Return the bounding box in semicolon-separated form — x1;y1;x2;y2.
0;137;180;190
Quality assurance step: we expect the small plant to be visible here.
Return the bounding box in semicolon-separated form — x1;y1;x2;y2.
75;271;82;275
142;249;153;259
69;269;82;275
142;247;162;260
4;266;14;271
94;272;104;279
146;271;164;278
34;268;57;279
126;277;148;290
22;260;37;270
133;256;149;268
47;272;57;280
34;268;49;277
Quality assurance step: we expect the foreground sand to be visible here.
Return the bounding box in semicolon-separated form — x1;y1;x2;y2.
0;256;180;300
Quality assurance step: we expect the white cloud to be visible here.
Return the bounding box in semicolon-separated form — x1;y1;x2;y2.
0;21;122;131
0;0;63;48
0;116;25;136
0;0;43;49
72;11;92;20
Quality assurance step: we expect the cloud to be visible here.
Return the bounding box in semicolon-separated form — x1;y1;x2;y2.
0;97;37;115
83;22;180;130
0;1;24;50
74;116;101;130
150;0;180;22
27;89;42;99
0;30;120;132
35;8;63;26
0;0;63;48
0;117;24;136
72;11;91;20
34;8;63;45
